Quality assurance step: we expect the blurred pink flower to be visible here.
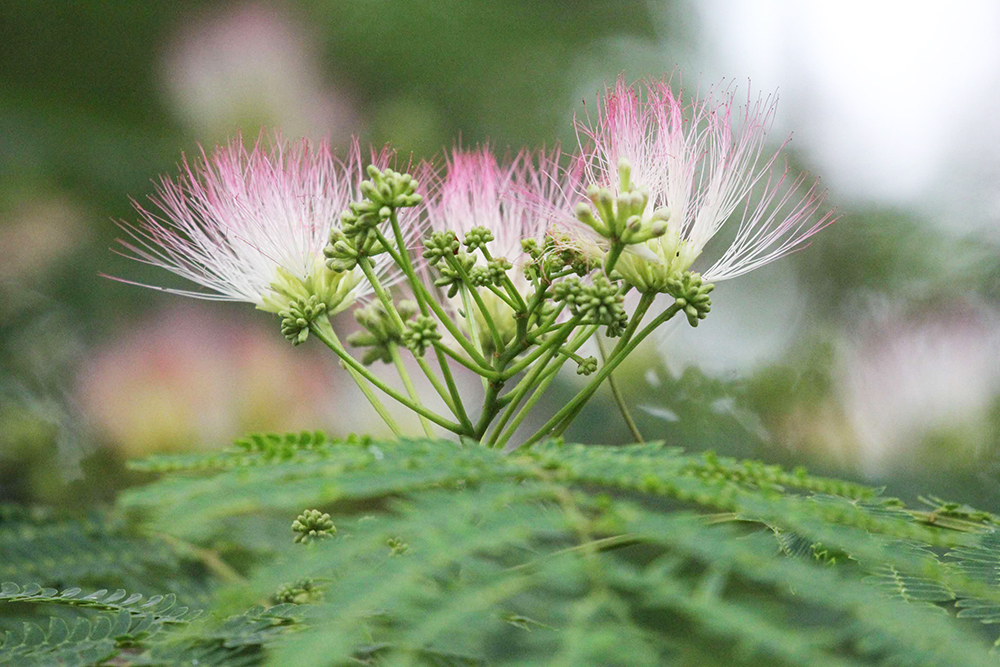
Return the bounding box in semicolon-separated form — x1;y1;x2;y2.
838;299;1000;475
76;306;337;456
556;76;837;288
111;135;404;316
162;2;358;142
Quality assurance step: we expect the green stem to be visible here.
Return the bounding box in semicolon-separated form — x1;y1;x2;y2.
356;255;439;423
315;318;402;436
603;241;625;276
514;299;679;451
501;328;571;379
460;285;491;393
372;222;475;431
532;325;599;386
447;255;504;355
596;335;643;443
493;325;597;449
484;283;518;311
473;379;505;441
433;340;499;378
546;292;657;439
376;226;491;370
356;256;404;329
487;318;579;447
310;319;467;435
389;343;434;437
480;246;528;312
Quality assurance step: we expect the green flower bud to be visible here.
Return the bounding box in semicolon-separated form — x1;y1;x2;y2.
347;300;415;365
464;226;495;252
576;202;609;237
576;356;598;376
291;509;336;544
387;536;409;556
666;271;714;327
402;315;441;356
576;274;628;333
551;277;583;306
468;265;492;287
278;295;327;345
272;578;324;605
359;166;422;211
555;274;628;336
423;230;461;266
485;257;512;286
433;252;476;297
324;228;361;272
521;238;541;260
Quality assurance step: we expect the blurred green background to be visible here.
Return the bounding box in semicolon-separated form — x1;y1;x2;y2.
3;0;1000;510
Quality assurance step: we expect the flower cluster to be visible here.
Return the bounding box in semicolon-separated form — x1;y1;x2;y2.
557;76;837;290
112;135;406;342
419;147;582;346
111;75;836;450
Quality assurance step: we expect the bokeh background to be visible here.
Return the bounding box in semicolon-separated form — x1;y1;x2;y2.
3;0;1000;510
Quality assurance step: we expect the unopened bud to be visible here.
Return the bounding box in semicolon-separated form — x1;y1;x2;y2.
575;202;609;237
650;207;671;222
617;157;632;192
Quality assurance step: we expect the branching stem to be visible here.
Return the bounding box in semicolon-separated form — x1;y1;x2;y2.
310;318;467;435
514;296;677;450
597;335;644;443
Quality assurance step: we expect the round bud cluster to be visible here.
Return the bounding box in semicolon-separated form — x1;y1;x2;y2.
360;165;422;210
552;275;628;335
387;536;410;556
463;226;495;253
402;315;441;356
575;158;670;247
666;272;714;327
423;230;461;266
484;258;512;285
324;228;361;272
576;356;598;376
347;300;417;365
522;235;595;283
271;578;323;605
433;252;476;297
325;166;422;273
291;509;336;544
279;296;327;345
468;266;492;287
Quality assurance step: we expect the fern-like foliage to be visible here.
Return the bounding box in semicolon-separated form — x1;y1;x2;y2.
0;583;200;623
9;433;1000;664
0;582;199;666
0;507;212;600
93;434;1000;665
0;614;122;666
0;581;306;666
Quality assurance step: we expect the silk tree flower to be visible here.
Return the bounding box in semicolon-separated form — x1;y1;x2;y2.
76;305;338;457
838;298;1000;476
561;76;838;291
162;3;358;143
111;135;404;323
421;146;582;342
